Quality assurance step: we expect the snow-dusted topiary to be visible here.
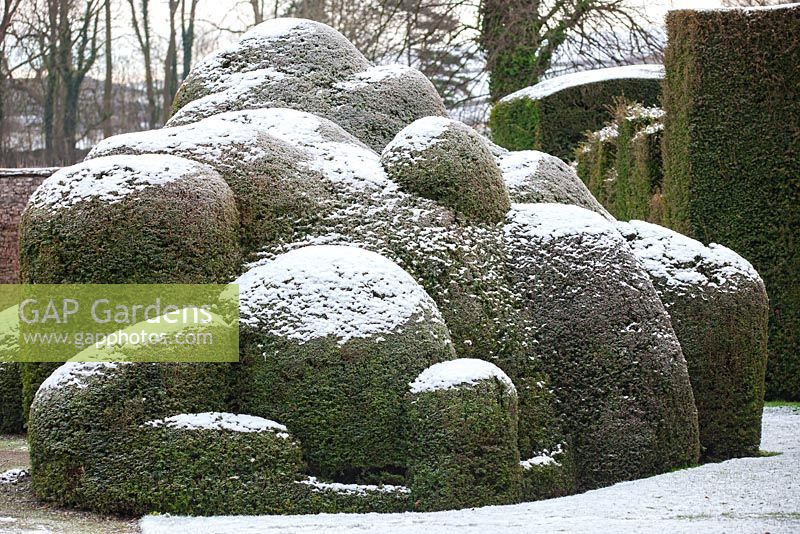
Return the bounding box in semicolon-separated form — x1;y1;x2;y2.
619;220;769;461
172;18;370;116
408;359;521;511
381;117;510;223
86;118;333;258
327;64;447;151
504;203;700;489
497;149;610;216
169;19;446;151
22;15;772;518
236;245;456;482
28;360;233;514
20;154;240;284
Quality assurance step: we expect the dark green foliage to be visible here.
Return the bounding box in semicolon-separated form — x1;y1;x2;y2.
106;422;306;515
20;363;60;425
0;363;23;433
382;119;511;224
19;176;241;286
407;377;521;511
665;279;768;461
576;103;665;223
28;362;234;514
237;324;455;484
86;123;334;262
505;204;700;490
662;6;800;399
490;78;662;160
621;222;769;462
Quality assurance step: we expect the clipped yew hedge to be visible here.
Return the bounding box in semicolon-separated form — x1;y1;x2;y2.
490;74;662;160
576;103;665;224
663;5;800;400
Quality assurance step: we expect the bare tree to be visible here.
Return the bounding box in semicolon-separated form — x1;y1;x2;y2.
162;0;179;122
102;0;112;137
480;0;662;101
180;0;200;80
127;0;158;127
0;0;25;158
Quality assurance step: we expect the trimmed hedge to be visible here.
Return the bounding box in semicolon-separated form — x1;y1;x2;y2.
381;117;510;224
235;246;456;484
0;306;23;434
576;103;665;223
504;203;700;490
28;362;233;514
490;73;662;160
621;221;769;461
407;359;521;511
0;363;22;434
663;5;800;400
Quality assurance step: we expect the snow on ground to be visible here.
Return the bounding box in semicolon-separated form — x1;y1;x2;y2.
500;64;665;103
140;406;800;534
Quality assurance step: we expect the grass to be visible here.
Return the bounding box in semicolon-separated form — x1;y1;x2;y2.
765;401;800;408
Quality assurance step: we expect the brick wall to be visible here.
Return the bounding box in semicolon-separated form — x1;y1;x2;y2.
0;169;58;284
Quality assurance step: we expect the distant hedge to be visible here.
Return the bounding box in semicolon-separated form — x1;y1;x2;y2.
576;103;665;224
489;67;663;160
663;5;800;400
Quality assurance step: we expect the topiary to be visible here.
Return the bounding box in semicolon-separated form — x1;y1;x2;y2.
504;203;700;489
86;118;334;260
496;149;610;217
0;305;23;434
28;360;233;514
575;103;665;223
17;155;241;410
662;5;800;400
169;19;446;151
407;358;521;511
235;245;456;483
620;220;769;461
489;65;664;160
381;116;511;224
20;154;241;285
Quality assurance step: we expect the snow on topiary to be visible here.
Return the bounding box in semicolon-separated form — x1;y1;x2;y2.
504;203;700;490
20;154;241;284
381;117;511;223
86;118;333;259
497;149;610;217
408;358;521;511
169;19;446;151
619;220;769;461
28;360;233;514
20;15;769;517
235;245;456;482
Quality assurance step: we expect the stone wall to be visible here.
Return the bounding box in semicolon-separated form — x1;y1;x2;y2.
1;169;57;283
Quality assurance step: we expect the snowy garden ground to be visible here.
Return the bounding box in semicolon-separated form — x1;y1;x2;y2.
139;405;800;534
0;407;798;533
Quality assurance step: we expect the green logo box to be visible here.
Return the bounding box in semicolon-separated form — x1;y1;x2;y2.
0;284;239;362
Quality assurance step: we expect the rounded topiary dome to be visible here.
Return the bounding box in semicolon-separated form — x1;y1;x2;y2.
86;117;333;258
504;203;700;489
381;117;511;223
497;149;610;217
235;245;455;482
619;220;769;461
20;154;240;284
172;18;370;115
408;358;521;511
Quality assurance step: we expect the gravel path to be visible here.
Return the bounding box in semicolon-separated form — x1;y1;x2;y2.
141;406;800;534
